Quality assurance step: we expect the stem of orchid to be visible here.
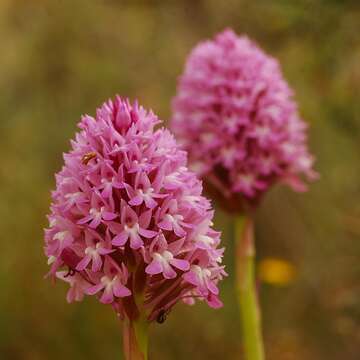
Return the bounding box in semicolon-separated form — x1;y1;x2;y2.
235;215;265;360
123;316;149;360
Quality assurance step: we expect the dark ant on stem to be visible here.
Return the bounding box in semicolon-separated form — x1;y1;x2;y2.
64;268;76;278
156;309;170;324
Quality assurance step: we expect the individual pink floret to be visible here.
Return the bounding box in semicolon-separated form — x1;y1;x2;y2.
76;229;114;272
86;259;131;304
145;232;190;279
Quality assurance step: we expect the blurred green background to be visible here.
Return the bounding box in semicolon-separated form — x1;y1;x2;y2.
1;0;359;359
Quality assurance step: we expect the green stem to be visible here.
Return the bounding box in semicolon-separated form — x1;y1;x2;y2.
235;215;265;360
123;316;149;360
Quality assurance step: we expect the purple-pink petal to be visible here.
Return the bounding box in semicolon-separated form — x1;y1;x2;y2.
77;215;92;225
128;195;143;206
100;288;114;304
76;255;91;271
145;260;163;275
129;234;143;249
170;258;190;271
112;232;128;246
183;271;198;286
163;264;177;279
102;211;117;221
86;283;104;296
89;217;101;228
158;219;172;231
144;197;157;209
113;282;131;298
91;253;103;272
138;228;157;239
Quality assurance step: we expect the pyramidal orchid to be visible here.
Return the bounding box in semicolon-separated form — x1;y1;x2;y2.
171;29;317;360
44;96;226;359
171;28;317;213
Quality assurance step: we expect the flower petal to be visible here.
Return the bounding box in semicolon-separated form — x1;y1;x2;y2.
76;255;91;271
183;271;198;286
139;227;158;239
112;232;128;246
129;195;143;206
145;259;163;275
113;282;131;298
86;283;104;296
163;263;177;279
158;219;172;231
89;217;101;228
100;287;114;304
91;253;103;272
129;233;143;249
170;258;190;271
102;211;117;221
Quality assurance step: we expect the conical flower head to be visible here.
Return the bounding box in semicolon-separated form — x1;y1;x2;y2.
44;96;226;322
171;29;317;212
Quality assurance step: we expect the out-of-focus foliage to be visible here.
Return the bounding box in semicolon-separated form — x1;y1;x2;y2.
0;0;359;359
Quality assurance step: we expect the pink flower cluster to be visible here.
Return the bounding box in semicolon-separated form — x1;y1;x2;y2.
171;29;317;208
44;97;226;322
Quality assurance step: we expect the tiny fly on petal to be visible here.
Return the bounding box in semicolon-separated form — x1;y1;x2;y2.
82;152;97;165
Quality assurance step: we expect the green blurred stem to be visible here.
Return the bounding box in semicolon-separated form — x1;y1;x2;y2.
235;215;265;360
123;317;149;360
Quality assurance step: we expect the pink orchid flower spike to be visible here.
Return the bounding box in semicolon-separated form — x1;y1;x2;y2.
44;96;226;360
171;28;318;212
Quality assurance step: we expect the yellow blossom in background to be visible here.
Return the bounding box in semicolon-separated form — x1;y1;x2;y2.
258;258;296;286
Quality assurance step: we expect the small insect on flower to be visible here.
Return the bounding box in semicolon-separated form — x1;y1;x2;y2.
63;268;76;278
81;152;97;165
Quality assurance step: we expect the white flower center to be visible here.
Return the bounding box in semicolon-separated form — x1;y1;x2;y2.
47;255;56;265
197;234;214;246
125;223;140;236
201;133;215;144
282;143;296;155
65;192;82;200
255;126;270;138
238;174;254;186
298;155;311;169
101;275;117;289
153;250;173;264
138;187;154;199
162;250;173;262
49;218;58;227
191;265;211;284
221;147;236;161
90;207;104;219
183;195;199;205
102;177;115;186
225;115;238;129
60;177;72;185
264;105;280;117
165;214;183;224
133;158;148;168
85;246;97;257
54;230;69;242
